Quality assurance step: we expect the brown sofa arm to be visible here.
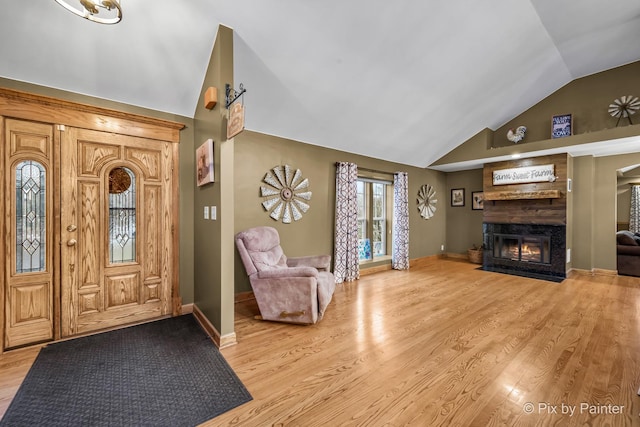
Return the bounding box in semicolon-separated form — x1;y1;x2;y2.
287;255;331;271
617;245;640;256
257;266;318;279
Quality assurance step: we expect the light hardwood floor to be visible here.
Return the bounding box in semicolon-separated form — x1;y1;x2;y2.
2;259;640;426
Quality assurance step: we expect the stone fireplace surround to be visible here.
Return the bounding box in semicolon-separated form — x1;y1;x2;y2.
482;223;566;282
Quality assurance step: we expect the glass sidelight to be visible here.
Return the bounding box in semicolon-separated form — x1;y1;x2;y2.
108;167;136;263
15;160;47;273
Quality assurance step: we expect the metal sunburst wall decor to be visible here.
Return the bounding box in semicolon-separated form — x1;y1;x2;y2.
608;95;640;126
260;165;312;223
417;184;437;219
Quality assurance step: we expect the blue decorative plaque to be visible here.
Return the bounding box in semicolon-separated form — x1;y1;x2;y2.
551;114;572;138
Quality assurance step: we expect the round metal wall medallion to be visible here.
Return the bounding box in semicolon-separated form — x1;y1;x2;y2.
260;165;312;223
417;184;437;219
609;95;640;126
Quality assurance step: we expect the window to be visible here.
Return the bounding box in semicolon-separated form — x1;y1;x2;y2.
356;178;392;262
372;182;386;256
108;167;136;263
15;160;46;273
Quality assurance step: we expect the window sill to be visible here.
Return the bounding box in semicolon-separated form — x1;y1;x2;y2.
359;255;392;268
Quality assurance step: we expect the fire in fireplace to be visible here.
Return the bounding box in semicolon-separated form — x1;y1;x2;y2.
494;234;550;264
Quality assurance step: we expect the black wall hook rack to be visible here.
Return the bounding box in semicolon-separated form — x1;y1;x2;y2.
225;83;246;109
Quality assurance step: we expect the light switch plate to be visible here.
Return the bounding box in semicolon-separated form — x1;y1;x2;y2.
203;206;209;220
211;206;217;220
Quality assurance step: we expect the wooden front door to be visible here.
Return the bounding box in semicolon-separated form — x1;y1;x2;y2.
59;127;173;337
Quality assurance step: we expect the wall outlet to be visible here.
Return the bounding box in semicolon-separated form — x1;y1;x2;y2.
441;244;445;251
203;206;209;220
566;248;571;263
210;206;217;220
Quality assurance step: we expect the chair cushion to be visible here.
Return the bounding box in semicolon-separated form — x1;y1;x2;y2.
249;247;287;271
236;226;288;272
237;226;280;251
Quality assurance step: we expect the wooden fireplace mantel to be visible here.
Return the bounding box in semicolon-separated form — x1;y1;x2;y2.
482;153;567;225
484;189;562;201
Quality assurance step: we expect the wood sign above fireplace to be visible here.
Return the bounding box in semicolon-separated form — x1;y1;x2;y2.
482;153;568;226
492;164;555;185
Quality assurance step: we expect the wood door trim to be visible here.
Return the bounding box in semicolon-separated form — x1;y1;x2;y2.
171;143;181;315
0;117;4;351
53;126;62;341
0;88;185;143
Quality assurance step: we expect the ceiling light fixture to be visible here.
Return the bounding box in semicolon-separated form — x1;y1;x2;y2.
54;0;122;24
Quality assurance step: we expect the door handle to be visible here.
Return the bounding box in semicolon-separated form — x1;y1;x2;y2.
67;224;77;232
67;239;77;247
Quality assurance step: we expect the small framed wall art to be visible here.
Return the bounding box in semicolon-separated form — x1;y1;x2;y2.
196;138;214;186
451;188;465;207
471;191;484;210
551;114;573;138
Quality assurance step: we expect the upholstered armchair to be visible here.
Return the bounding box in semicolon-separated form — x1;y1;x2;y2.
235;226;336;324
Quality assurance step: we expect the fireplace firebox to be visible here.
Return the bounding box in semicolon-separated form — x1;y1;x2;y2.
494;234;550;264
483;223;565;282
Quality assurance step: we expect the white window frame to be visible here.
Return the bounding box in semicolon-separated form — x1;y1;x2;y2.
356;178;392;263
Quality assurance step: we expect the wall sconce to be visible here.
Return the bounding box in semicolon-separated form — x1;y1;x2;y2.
54;0;123;24
204;87;218;110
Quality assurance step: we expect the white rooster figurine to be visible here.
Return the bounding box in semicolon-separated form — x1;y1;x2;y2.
507;126;527;143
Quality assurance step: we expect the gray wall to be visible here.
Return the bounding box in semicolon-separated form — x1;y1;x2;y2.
445;169;484;254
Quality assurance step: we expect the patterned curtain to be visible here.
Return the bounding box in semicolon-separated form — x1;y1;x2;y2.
392;172;410;270
630;185;640;233
334;162;360;283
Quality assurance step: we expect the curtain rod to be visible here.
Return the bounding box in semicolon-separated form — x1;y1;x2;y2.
334;162;394;176
359;167;395;175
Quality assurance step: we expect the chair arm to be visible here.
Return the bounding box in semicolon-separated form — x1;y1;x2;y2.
257;266;318;279
287;255;331;271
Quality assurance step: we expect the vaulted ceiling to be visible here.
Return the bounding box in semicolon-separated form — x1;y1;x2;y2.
2;1;640;168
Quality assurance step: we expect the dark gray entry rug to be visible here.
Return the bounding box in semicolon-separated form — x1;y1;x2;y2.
0;315;251;427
